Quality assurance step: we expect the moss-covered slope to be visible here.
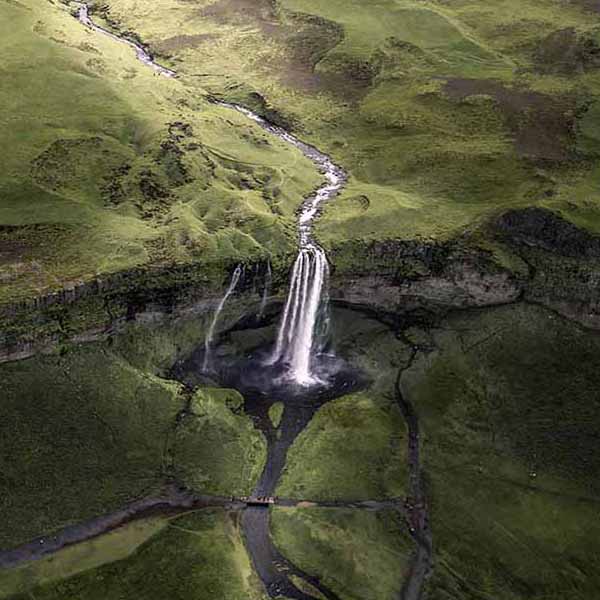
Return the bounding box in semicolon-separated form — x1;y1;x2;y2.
0;339;266;549
97;0;600;250
0;0;320;306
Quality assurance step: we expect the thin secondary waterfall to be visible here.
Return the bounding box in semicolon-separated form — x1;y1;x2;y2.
258;261;272;320
203;265;243;373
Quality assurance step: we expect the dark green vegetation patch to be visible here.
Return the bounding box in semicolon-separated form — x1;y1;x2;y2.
404;303;600;599
0;339;266;549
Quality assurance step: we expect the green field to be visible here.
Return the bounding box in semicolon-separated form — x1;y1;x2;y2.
0;340;266;549
272;507;412;600
277;392;408;500
97;0;600;254
0;0;320;304
4;0;600;306
2;1;600;598
403;303;600;599
1;511;266;600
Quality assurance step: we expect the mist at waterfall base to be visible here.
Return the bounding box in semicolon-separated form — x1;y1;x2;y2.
192;267;360;399
201;304;356;400
186;317;361;402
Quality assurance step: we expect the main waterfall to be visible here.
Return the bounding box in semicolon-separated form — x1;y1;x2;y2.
269;187;342;385
268;247;328;385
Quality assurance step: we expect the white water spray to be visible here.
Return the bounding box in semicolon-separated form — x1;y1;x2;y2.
203;265;243;373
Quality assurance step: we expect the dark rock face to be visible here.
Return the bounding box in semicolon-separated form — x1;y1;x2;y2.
4;207;600;363
329;239;524;314
495;207;600;258
495;207;600;328
0;261;274;364
534;28;600;75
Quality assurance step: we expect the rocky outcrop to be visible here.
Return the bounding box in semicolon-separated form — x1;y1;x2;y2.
494;207;600;328
3;207;600;363
328;239;524;314
326;209;600;330
495;207;600;258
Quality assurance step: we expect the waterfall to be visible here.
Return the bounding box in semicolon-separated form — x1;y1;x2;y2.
268;246;330;385
158;101;344;386
258;261;272;320
75;3;348;387
203;265;243;373
266;154;342;385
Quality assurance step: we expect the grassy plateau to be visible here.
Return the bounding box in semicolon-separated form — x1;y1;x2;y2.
2;0;600;599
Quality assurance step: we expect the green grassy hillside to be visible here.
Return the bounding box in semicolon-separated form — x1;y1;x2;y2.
1;512;266;600
0;0;320;304
0;340;266;549
404;303;600;599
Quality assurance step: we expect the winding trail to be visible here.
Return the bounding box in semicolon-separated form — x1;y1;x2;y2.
0;486;234;570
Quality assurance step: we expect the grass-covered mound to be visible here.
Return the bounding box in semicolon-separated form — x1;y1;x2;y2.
0;0;320;305
2;511;266;600
276;392;407;500
271;507;412;600
97;0;600;251
403;303;600;599
173;388;266;496
0;340;266;549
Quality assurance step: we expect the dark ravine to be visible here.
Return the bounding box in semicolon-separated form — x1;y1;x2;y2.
394;346;433;600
